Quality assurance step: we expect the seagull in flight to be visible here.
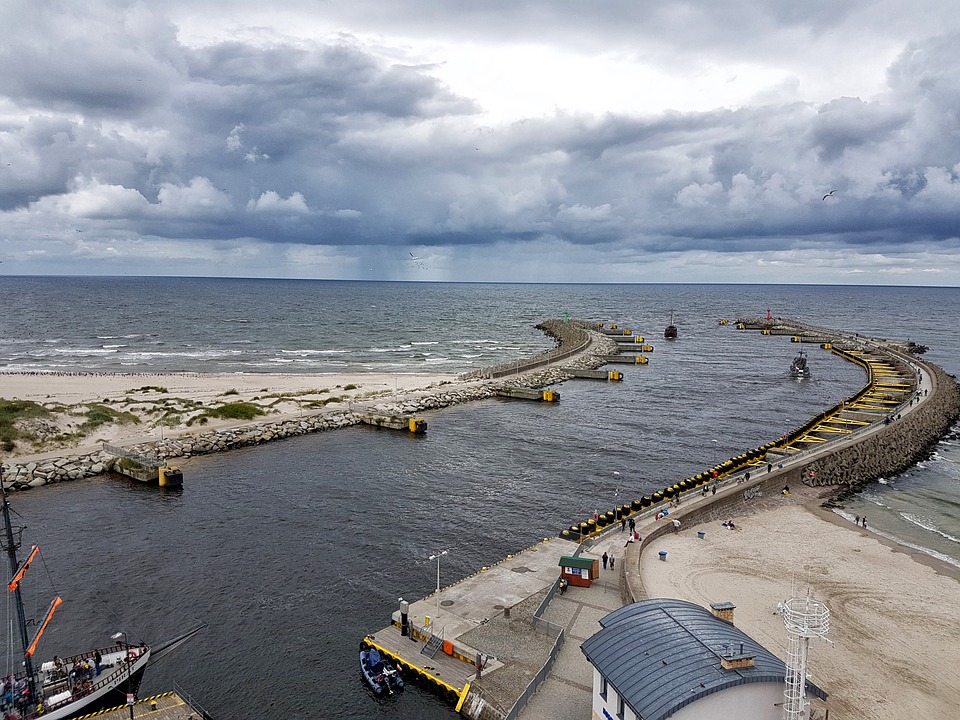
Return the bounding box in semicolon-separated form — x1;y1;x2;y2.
408;252;427;270
822;190;837;201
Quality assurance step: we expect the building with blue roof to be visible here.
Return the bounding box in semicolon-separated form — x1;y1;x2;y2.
581;598;827;720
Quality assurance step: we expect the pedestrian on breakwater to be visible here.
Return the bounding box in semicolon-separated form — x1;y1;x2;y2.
711;485;716;496
610;556;615;570
628;518;635;533
602;552;608;570
620;517;626;532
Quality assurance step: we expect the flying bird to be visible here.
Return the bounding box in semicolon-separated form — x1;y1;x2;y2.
408;252;426;270
822;190;837;201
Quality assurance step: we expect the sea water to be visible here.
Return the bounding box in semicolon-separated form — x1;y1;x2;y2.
0;278;957;719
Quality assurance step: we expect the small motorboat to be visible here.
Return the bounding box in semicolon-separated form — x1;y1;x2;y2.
790;349;810;378
360;646;404;696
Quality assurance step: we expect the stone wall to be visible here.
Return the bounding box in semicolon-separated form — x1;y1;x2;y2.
805;362;960;501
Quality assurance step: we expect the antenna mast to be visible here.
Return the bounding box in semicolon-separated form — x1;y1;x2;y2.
781;593;830;720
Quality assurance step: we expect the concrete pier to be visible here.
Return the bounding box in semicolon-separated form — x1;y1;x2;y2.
358;413;427;433
601;354;648;364
566;369;623;381
494;386;559;402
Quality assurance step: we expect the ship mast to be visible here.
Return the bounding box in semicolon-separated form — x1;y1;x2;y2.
1;468;38;704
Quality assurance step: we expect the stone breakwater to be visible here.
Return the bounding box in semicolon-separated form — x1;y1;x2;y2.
1;320;617;490
811;361;960;501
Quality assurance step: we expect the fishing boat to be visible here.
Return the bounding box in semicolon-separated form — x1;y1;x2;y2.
359;646;404;696
1;475;202;719
664;311;678;339
790;349;810;378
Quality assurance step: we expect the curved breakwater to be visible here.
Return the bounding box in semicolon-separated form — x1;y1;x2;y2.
3;318;958;523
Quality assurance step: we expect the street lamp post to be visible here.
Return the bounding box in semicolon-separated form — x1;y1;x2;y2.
428;550;448;622
111;632;134;720
613;471;621;523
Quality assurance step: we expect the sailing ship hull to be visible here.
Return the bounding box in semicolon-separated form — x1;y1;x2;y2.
41;649;150;720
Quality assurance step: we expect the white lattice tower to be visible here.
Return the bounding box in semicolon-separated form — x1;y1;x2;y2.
781;594;830;720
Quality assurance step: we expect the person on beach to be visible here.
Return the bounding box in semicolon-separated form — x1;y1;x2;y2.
862;516;867;529
855;515;860;525
672;518;681;533
602;552;608;570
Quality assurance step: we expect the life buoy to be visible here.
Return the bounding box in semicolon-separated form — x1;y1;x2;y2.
127;650;137;662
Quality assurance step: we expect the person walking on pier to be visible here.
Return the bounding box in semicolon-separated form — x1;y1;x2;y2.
602;552;609;570
620;517;626;532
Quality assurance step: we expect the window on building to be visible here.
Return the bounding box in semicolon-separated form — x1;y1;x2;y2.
617;694;625;719
600;676;607;700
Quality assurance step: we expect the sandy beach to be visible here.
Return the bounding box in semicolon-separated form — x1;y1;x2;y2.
0;371;456;456
642;493;960;720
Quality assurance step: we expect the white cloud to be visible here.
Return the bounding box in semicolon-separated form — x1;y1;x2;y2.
247;190;309;213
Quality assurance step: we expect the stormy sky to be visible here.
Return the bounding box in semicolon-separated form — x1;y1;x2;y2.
1;1;959;284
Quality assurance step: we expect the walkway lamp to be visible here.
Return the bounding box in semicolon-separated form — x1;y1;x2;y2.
428;550;448;621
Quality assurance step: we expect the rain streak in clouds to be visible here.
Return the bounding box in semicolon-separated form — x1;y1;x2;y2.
0;0;959;284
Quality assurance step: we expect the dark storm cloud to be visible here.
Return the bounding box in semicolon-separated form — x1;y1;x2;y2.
1;1;959;282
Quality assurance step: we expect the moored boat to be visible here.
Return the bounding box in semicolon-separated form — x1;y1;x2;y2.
360;646;404;696
1;470;201;719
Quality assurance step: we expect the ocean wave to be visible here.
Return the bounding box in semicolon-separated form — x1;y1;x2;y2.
52;347;120;356
366;345;414;353
899;512;960;545
278;349;349;356
124;349;245;359
831;509;960;569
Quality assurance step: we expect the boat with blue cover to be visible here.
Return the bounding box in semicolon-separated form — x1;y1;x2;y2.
359;647;404;696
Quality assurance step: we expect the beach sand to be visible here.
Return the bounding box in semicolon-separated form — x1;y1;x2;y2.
0;371;457;456
641;494;960;720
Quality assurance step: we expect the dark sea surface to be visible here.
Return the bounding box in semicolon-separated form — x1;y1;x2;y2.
0;278;958;719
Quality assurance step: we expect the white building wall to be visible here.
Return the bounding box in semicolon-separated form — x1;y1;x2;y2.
671;682;784;720
591;669;782;720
